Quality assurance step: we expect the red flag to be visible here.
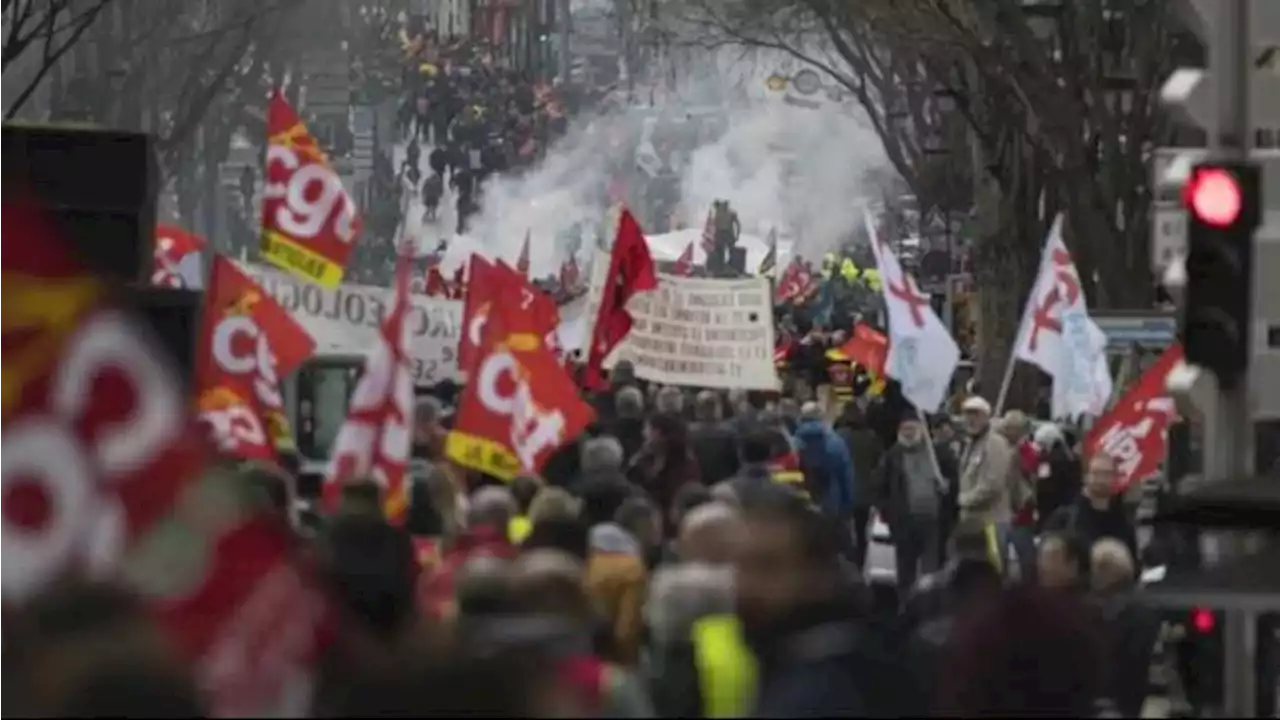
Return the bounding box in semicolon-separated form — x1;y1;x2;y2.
447;282;595;480
836;323;889;378
775;258;814;303
260;91;361;288
322;247;417;523
584;209;657;390
673;241;694;277
153;225;206;288
516;229;531;278
3;201;331;716
1084;344;1183;494
458;256;559;377
194;257;316;460
423;258;449;297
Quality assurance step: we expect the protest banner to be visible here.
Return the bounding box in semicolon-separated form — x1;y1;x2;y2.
240;263;461;386
589;257;779;389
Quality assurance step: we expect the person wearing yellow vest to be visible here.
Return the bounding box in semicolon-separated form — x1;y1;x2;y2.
735;492;925;716
508;475;542;544
725;425;806;506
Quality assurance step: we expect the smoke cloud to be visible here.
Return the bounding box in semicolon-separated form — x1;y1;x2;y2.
459;46;892;276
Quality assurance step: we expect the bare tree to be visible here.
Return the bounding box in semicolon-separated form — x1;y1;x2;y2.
2;0;116;116
665;0;1184;401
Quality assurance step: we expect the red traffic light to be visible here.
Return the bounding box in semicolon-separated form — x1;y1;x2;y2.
1191;607;1217;634
1186;168;1244;228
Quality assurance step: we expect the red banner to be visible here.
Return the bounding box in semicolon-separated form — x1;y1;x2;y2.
260;91;362;288
447;283;594;480
837;323;889;378
195;257;316;460
1085;344;1184;493
457;256;559;376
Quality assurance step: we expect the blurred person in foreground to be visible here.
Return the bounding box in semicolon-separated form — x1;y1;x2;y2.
5;581;205;717
512;550;656;717
735;487;924;717
420;485;520;620
586;496;662;666
902;517;1003;630
936;586;1108;717
1037;530;1090;595
1089;538;1161;718
508;474;543;543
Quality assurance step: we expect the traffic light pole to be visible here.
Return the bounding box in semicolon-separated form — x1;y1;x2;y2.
1209;1;1257;715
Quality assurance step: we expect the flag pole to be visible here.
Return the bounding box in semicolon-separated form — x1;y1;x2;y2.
992;350;1019;418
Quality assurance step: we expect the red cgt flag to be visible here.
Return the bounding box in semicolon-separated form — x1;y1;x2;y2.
153;224;206;288
673;241;694;277
260;91;362;288
1084;344;1184;494
323;247;417;523
837;323;889;378
457;256;559;377
194;256;316;461
585;209;657;390
1;201;207;603
2;200;331;716
447;281;595;481
775;258;814;303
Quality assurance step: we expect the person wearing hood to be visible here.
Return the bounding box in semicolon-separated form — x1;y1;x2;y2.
586;497;662;666
791;402;856;521
872;414;956;594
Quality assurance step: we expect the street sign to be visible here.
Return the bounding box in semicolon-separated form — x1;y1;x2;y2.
1151;201;1188;271
1182;0;1280;46
1094;313;1179;352
1161;67;1280;136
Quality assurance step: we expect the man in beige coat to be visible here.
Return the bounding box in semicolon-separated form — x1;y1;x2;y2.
956;395;1015;528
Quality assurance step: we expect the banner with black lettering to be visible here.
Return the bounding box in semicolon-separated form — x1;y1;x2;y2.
586;250;779;390
240;263;461;386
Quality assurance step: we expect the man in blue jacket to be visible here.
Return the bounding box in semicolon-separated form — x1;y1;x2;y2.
792;402;856;528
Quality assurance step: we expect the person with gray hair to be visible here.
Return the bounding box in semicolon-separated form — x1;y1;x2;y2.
644;562;738;717
611;386;647;463
689;390;740;485
655;386;684;415
581;435;625;475
615;386;645;419
467;486;517;531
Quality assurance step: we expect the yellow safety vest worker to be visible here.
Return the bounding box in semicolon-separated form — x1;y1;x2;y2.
839;258;860;284
508;514;533;544
862;268;882;291
692;614;758;718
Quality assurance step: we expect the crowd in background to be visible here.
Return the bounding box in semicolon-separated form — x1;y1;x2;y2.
347;23;570;284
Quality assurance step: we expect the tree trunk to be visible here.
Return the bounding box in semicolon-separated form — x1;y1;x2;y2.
972;138;1046;413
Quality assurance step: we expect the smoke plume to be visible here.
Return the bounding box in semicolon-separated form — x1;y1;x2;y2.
460;46;892;275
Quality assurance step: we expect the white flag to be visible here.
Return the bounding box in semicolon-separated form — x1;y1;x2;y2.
865;217;960;412
1011;216;1112;418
